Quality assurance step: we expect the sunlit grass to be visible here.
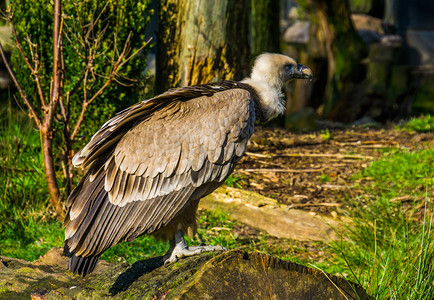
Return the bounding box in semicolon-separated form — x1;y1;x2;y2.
327;148;434;299
0;102;63;261
224;173;247;188
401;114;434;133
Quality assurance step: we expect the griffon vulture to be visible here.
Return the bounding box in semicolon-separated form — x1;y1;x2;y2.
63;53;313;276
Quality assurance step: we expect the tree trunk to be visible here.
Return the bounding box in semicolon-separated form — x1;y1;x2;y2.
251;0;280;57
156;0;251;94
41;130;63;217
44;0;64;217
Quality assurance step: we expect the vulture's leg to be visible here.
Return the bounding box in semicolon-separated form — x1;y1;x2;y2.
163;230;226;265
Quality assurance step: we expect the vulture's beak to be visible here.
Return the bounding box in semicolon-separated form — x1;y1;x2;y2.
293;64;313;80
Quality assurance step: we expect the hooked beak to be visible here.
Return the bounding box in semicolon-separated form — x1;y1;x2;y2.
293;64;313;80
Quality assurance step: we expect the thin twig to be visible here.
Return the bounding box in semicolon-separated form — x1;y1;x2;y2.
0;165;38;173
245;151;272;158
369;219;377;295
280;153;374;160
0;42;41;129
319;184;355;189
8;10;34;73
239;168;324;173
70;36;151;141
246;151;374;160
287;202;342;210
308;263;350;300
8;9;47;110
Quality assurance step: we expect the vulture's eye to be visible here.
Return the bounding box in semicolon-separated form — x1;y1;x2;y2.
284;63;294;71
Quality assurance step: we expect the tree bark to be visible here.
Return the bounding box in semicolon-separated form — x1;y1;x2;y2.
156;0;251;94
251;0;280;57
44;0;64;217
41;130;63;217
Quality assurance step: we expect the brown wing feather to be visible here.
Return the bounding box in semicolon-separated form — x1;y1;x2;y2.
64;84;256;261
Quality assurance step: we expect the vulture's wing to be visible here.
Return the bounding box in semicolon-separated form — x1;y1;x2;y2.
64;86;255;259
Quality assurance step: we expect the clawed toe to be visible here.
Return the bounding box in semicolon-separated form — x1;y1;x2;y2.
164;244;226;266
163;230;227;266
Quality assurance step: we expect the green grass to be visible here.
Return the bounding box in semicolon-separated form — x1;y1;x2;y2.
0;102;64;261
401;114;434;133
320;128;333;140
326;148;434;299
224;173;247;188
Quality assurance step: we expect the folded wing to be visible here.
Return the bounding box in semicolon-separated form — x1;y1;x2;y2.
64;85;256;259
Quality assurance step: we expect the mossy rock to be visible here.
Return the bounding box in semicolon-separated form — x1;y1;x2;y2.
0;248;370;299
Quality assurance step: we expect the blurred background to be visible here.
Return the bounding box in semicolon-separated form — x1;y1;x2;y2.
1;0;433;129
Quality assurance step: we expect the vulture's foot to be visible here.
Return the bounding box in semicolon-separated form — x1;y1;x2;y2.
163;230;226;266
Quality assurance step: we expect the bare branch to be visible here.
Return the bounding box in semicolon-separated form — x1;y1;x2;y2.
93;1;110;29
12;94;26;115
65;71;86;97
84;1;110;41
8;9;35;73
8;9;47;110
68;4;152;143
48;0;63;127
63;21;86;51
119;37;152;68
0;42;41;129
112;76;132;87
70;68;90;141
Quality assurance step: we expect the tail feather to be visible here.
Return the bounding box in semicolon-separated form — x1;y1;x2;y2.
64;243;100;277
69;253;100;277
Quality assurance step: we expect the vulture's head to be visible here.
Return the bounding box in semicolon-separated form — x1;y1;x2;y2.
243;53;313;120
250;53;312;87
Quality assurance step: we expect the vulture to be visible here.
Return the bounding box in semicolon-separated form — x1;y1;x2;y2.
63;53;312;276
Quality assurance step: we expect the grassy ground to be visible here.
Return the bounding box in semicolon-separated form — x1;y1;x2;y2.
0;108;433;299
328;147;433;299
0;104;64;261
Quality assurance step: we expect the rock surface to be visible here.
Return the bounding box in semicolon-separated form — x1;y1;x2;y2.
0;247;370;299
201;186;340;242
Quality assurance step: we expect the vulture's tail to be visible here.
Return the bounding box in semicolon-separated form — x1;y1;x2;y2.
63;164;106;277
64;244;100;277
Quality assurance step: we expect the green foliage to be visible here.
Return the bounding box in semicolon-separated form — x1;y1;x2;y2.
224;173;246;188
330;148;434;299
319;128;333;140
319;174;331;183
402;114;434;133
354;148;434;197
0;103;63;260
412;76;434;115
10;0;153;146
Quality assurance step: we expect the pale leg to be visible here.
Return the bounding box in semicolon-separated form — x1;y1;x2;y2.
163;230;226;265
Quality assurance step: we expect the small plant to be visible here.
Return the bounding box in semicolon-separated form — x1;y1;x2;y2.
320;129;333;140
224;173;246;188
319;174;331;182
402;114;434;132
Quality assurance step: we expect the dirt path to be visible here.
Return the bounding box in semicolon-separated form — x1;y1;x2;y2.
234;126;434;216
